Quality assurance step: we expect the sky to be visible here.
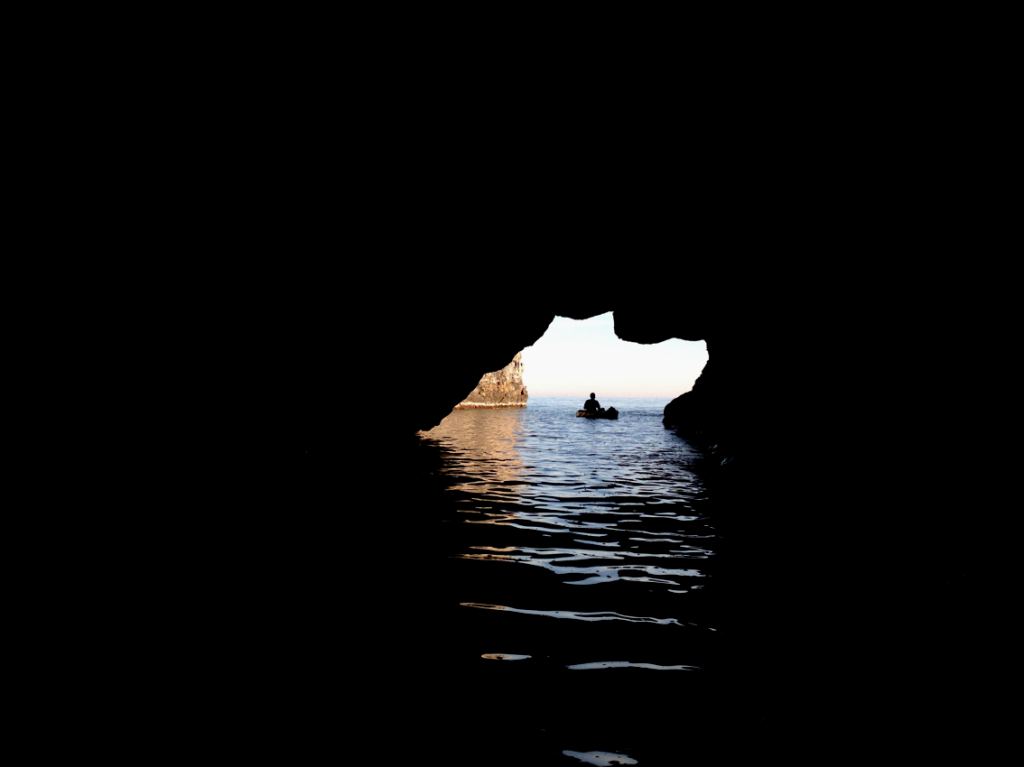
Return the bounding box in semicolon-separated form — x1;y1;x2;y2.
520;313;708;399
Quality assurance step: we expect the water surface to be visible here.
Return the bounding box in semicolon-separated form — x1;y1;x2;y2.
413;397;719;763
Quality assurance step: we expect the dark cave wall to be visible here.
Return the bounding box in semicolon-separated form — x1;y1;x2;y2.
145;97;991;758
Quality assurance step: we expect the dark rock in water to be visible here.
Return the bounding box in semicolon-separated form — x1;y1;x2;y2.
454;352;527;409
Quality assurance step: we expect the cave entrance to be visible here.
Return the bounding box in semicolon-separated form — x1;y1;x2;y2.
521;312;708;403
414;312;718;757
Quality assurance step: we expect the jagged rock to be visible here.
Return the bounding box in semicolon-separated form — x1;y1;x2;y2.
454;352;527;408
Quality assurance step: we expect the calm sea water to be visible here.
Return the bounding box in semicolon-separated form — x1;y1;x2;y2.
413;396;719;764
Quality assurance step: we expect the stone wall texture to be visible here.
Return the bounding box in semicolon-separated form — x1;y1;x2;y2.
454;352;527;408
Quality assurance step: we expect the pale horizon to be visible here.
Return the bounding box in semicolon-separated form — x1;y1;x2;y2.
520;313;708;399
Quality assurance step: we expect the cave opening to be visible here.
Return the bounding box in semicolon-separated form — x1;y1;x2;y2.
521;311;708;402
409;311;719;763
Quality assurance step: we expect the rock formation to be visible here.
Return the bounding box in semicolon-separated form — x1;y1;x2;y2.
454;352;527;409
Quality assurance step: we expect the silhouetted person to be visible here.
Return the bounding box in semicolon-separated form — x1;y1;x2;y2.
584;393;600;413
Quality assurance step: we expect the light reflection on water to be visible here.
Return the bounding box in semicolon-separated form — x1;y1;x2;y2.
563;751;639;766
420;397;717;671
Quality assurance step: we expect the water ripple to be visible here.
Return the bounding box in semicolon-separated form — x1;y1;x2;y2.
566;661;699;671
421;399;717;677
460;602;685;626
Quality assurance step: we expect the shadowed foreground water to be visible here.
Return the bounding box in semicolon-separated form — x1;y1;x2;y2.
409;398;721;765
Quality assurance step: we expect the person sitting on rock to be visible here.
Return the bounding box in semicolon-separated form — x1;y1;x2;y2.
584;393;601;414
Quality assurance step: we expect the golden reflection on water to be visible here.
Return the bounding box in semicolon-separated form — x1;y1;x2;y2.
420;408;526;491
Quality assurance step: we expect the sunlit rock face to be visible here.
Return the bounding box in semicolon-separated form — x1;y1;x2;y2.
454;352;527;409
